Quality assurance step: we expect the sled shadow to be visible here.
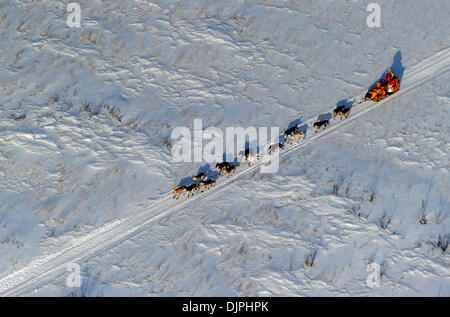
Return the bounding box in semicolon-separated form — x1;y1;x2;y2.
317;113;332;121
391;51;405;84
368;51;405;90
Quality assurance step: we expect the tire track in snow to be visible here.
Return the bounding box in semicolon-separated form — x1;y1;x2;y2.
1;48;449;296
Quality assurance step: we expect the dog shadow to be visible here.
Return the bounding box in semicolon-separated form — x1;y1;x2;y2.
219;152;241;168
391;51;405;85
176;176;194;188
287;117;303;130
199;164;219;180
317;113;332;121
296;123;308;134
336;99;353;109
281;117;304;143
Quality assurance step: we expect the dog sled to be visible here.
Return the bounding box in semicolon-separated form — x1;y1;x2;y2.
365;69;400;102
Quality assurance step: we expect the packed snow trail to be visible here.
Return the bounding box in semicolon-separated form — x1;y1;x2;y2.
0;48;449;296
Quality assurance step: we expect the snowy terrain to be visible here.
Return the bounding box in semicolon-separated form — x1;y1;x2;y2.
0;0;449;296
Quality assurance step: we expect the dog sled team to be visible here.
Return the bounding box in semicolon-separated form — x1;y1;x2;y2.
173;69;400;200
172;171;216;199
365;69;400;102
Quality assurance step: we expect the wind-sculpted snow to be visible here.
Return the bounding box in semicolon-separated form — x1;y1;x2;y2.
1;48;449;296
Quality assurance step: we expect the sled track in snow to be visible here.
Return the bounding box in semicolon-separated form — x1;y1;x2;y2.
1;48;449;296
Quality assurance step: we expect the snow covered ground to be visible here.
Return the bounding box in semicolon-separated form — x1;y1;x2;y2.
0;0;448;296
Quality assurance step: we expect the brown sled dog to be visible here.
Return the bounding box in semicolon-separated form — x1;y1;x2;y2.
185;183;200;197
289;129;305;143
216;162;231;175
313;120;329;133
193;172;207;182
332;105;346;119
283;126;298;140
172;185;186;200
222;165;237;177
338;106;352;120
199;179;216;192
